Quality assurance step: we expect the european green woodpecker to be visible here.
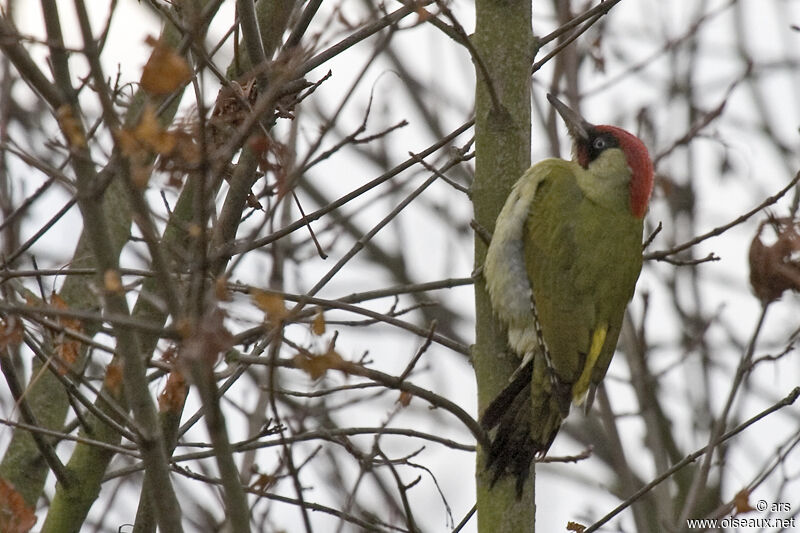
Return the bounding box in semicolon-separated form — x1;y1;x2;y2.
481;93;653;494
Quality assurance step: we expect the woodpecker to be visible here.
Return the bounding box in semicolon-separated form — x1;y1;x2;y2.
481;93;654;494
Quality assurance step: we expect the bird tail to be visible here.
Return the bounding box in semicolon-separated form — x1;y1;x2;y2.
480;354;570;497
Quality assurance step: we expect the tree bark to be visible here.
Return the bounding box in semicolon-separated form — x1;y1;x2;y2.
473;0;536;531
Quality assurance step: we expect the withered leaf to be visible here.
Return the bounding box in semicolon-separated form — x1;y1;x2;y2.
56;105;86;148
250;473;277;493
103;269;123;293
0;478;37;533
311;309;326;336
215;275;232;301
50;293;82;374
252;289;288;325
566;521;586;533
0;317;23;350
397;390;412;407
732;488;756;515
119;105;177;157
158;370;187;413
104;362;124;397
749;216;800;302
140;36;191;95
293;348;345;380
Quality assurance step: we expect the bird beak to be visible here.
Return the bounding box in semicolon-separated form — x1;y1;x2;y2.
547;93;592;142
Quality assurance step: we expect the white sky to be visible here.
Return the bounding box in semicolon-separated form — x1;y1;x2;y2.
5;1;800;532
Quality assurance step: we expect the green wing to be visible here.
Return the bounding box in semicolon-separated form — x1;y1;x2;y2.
523;161;643;419
481;157;645;487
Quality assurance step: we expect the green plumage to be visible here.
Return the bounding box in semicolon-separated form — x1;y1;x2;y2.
481;148;645;493
526;158;642;393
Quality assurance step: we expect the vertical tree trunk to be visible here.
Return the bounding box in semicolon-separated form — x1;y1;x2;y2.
473;1;536;531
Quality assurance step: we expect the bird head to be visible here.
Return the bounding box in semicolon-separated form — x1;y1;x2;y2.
547;93;654;219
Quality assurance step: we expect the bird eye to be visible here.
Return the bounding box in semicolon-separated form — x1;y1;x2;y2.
593;137;606;151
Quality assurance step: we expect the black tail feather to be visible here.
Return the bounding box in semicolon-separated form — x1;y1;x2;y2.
480;357;569;497
480;361;533;431
480;361;538;497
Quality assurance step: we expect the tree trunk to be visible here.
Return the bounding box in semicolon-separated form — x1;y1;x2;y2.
473;1;536;531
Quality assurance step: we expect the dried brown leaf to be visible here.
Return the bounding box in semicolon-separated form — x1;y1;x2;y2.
158;370;187;413
135;106;177;154
175;318;192;340
749;216;800;302
0;478;36;533
0;317;23;350
311;310;326;336
118;105;188;188
119;105;178;158
215;275;231;301
103;269;123;293
293;348;345;380
56;105;86;148
140;36;191;95
252;289;288;325
250;473;277;493
397;390;412;407
50;293;82;374
733;488;755;515
104;362;124;397
566;521;586;533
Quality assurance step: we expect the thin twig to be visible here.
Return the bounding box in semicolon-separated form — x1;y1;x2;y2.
532;0;624;75
646;172;800;261
0;349;70;486
435;0;503;114
584;385;800;533
300;4;415;76
538;0;624;47
451;503;476;533
225;119;474;258
677;303;770;525
239;351;489;450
